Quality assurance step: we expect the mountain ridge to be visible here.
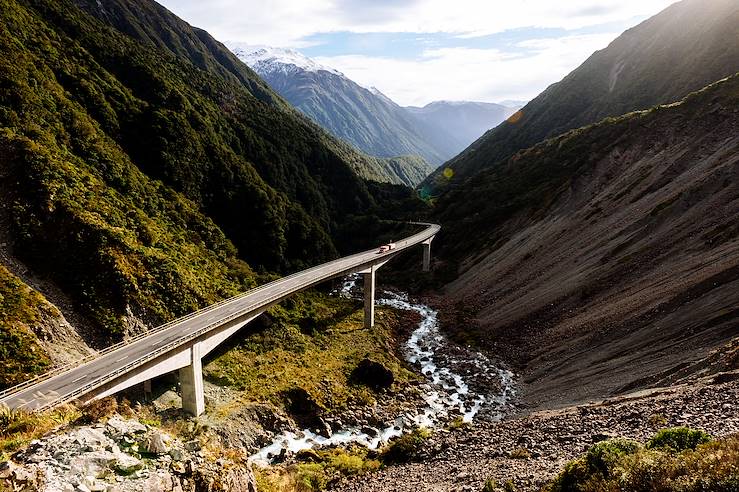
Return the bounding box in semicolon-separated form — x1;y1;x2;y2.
422;0;739;193
433;73;739;405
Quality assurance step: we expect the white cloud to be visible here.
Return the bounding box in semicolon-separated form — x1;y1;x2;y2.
155;0;679;104
314;32;618;106
158;0;677;46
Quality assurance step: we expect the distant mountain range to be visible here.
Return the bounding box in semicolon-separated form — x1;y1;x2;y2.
229;44;518;168
406;101;519;158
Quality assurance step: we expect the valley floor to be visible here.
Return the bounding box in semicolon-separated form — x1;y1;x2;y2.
331;373;739;491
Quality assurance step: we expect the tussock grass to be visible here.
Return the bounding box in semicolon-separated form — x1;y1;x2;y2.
255;446;380;492
0;404;80;460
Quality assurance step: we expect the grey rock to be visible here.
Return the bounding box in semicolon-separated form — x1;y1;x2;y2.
140;432;170;455
113;454;143;475
184;440;201;452
107;416;147;437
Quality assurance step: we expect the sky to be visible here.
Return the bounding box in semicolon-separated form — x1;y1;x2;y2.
156;0;677;106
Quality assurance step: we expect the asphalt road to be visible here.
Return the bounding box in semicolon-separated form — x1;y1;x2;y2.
0;223;439;411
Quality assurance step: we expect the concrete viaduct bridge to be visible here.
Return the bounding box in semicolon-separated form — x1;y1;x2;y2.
0;223;439;417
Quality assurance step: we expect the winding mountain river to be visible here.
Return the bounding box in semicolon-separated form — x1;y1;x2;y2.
250;276;515;464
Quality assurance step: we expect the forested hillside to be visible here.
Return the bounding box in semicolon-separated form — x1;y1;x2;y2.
0;0;425;386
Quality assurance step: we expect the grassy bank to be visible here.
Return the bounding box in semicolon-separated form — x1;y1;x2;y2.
203;290;417;417
0;265;52;388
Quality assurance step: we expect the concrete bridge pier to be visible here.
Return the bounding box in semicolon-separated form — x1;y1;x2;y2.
363;266;376;329
422;237;434;272
179;341;204;416
143;379;152;401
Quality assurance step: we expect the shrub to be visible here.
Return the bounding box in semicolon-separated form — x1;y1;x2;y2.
583;438;641;475
296;463;328;491
77;397;119;423
647;427;712;452
545;433;739;492
548;438;641;491
481;479;497;492
328;450;380;476
0;405;79;458
380;428;431;464
648;413;668;427
0;406;34;436
509;447;531;459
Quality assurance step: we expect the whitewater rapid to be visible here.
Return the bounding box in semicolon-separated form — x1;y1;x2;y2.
250;275;515;464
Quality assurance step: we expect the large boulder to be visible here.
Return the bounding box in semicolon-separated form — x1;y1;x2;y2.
69;450;117;477
282;387;324;429
140;431;170;455
352;358;394;391
106;415;147;438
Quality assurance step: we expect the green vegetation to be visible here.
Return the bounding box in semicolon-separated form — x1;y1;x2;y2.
0;0;427;357
646;427;712;452
0;405;80;459
509;447;531;459
204;292;416;415
379;427;431;464
0;266;52;388
481;478;517;492
546;430;739;492
255;446;381;492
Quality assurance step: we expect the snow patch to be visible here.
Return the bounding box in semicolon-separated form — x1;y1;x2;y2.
228;43;342;76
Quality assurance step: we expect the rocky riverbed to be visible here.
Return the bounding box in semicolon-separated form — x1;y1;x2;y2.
331;373;739;491
249;280;516;464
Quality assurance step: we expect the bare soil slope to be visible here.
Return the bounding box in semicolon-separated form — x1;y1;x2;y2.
436;75;739;408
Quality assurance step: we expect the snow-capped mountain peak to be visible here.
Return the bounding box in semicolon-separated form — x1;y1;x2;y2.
228;43;342;76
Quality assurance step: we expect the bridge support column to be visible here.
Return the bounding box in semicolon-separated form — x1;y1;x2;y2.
143;379;152;401
179;342;204;416
363;266;376;329
422;237;434;272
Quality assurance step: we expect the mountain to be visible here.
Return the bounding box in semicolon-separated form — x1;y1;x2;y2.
230;45;470;171
433;73;739;406
0;0;427;385
498;100;527;108
405;101;518;157
422;0;739;193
